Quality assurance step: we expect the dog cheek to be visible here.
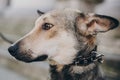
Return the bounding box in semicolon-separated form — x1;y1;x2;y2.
49;45;78;65
46;30;58;39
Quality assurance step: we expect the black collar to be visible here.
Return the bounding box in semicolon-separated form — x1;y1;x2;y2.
71;46;104;66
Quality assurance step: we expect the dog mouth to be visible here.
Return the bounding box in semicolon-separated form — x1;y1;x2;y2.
9;49;48;62
13;54;48;63
31;55;48;62
8;45;48;62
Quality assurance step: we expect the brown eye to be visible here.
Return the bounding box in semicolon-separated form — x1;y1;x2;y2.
42;23;54;30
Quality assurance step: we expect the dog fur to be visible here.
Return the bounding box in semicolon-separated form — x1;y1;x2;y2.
8;8;119;80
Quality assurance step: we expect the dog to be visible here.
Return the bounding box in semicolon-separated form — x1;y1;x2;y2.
8;8;119;80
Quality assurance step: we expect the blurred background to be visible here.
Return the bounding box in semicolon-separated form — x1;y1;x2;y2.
0;0;120;80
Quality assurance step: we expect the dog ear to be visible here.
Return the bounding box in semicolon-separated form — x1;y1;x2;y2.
37;10;44;16
76;13;119;35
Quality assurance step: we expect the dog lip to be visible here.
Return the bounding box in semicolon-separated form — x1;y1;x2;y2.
13;56;33;63
10;51;48;63
32;55;48;62
15;54;48;63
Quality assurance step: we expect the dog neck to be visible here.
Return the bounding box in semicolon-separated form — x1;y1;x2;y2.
49;46;104;80
71;45;104;66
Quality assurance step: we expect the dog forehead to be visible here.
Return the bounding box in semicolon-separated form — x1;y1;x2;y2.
50;8;82;19
45;8;82;16
36;9;82;23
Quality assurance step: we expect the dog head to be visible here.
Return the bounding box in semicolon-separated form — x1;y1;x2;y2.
8;9;119;65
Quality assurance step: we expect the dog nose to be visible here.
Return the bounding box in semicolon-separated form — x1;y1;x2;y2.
8;45;18;56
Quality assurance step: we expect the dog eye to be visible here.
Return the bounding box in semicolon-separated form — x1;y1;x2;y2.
42;23;54;30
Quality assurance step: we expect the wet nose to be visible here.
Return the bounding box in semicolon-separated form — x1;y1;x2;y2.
8;45;18;56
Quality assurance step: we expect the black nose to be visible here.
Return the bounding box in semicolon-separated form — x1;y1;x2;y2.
8;45;18;56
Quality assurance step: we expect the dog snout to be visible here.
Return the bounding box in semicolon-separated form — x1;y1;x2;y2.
8;44;19;56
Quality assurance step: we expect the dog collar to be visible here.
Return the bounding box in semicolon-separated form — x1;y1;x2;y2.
71;46;104;66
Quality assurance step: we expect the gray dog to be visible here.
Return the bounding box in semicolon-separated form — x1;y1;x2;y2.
8;8;119;80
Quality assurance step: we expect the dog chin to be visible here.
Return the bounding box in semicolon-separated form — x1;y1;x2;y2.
14;55;48;63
